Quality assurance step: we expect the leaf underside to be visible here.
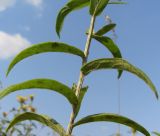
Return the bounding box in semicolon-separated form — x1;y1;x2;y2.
7;42;85;76
74;113;150;136
92;35;122;78
0;78;78;106
90;0;99;15
81;58;158;99
6;112;67;136
90;0;110;16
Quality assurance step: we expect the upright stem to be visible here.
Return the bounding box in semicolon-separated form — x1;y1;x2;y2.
66;15;96;135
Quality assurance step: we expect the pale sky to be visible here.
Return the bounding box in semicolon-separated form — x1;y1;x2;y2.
0;0;160;136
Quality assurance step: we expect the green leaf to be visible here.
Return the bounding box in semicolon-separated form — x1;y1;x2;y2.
7;42;85;76
153;131;160;136
6;112;67;136
0;78;78;106
95;23;116;36
56;0;90;37
90;0;109;16
81;58;158;99
92;35;122;78
75;86;88;117
89;0;99;15
73;113;150;136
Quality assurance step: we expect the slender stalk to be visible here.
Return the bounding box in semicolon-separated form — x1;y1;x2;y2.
66;15;96;135
132;128;136;136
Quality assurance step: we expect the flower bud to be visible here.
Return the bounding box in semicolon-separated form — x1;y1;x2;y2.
29;95;34;101
16;96;28;103
28;106;36;112
2;112;8;117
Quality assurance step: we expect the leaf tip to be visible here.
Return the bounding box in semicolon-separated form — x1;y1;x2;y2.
121;2;128;4
118;2;128;5
155;91;159;99
117;70;123;79
56;30;61;38
6;69;10;77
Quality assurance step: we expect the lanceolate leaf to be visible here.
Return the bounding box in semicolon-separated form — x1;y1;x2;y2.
6;112;67;136
92;35;122;78
81;58;158;99
7;42;85;76
75;86;88;117
56;0;90;37
90;0;109;16
0;79;78;105
73;113;150;136
55;0;125;36
95;23;116;36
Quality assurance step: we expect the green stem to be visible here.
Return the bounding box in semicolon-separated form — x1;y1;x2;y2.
66;15;96;135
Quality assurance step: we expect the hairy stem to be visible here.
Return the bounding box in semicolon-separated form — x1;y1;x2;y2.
66;15;96;135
